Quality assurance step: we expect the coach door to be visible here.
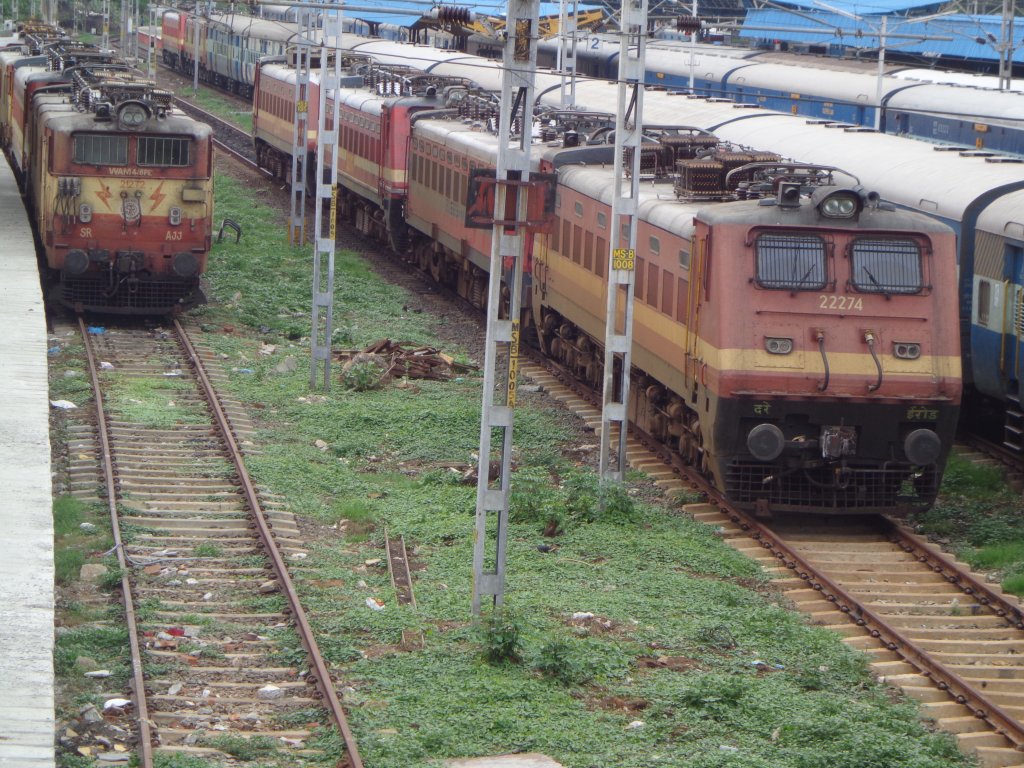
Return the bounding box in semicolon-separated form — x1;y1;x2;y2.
1002;243;1024;450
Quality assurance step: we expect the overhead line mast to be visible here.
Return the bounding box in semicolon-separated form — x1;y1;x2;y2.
472;0;541;615
598;0;647;482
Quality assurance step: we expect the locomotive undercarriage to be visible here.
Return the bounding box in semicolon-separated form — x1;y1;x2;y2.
53;260;203;314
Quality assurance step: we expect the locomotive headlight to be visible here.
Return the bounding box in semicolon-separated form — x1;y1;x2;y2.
811;187;865;219
118;103;148;129
765;337;793;355
893;341;921;360
168;206;182;226
819;194;858;218
79;203;92;223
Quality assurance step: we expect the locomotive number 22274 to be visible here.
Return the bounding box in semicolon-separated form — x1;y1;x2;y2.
818;294;864;311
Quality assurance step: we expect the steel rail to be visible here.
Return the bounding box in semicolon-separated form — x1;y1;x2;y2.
79;317;155;768
707;501;1024;749
886;520;1024;629
172;319;364;768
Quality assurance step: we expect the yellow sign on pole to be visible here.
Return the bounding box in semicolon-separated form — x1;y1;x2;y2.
507;322;520;408
329;185;338;241
612;248;635;271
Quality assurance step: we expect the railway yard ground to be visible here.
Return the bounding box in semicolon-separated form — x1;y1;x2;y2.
40;138;1024;768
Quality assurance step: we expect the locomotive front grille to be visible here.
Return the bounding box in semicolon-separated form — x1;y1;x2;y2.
59;277;201;314
725;460;940;513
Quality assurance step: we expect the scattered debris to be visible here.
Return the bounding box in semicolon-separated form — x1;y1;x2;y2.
257;684;284;701
79;564;107;581
337;339;478;386
50;399;78;410
365;597;386;611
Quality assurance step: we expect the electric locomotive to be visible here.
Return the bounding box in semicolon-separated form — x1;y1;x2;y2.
266;51;961;513
12;43;213;314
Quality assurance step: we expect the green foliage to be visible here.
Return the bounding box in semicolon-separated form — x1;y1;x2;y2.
153;754;220;768
341;360;385;391
478;612;524;664
98;566;126;592
193;541;223;557
201;734;279;760
53;496;84;536
534;639;590;685
967;540;1024;569
54;626;129;678
936;456;1005;499
913;453;1024;597
1003;571;1024;595
55;548;86;585
56;755;95;768
509;468;637;534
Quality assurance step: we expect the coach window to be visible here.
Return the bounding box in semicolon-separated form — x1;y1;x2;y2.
662;273;673;315
850;238;922;294
574;201;583;217
561;219;571;257
647;262;659;305
573;225;583;264
636;257;645;297
596;237;607;277
755;233;827;291
977;280;991;326
73;134;128;165
679;248;690;270
584;231;594;271
676;276;687;322
597;211;606;229
138;136;191;167
649;235;660;259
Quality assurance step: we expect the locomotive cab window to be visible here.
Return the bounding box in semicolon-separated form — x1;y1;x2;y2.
850;238;922;294
73;133;128;165
138;137;191;167
755;233;827;290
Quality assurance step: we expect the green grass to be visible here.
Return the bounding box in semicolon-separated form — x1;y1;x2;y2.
103;376;209;427
165;171;977;768
914;453;1024;596
174;85;254;134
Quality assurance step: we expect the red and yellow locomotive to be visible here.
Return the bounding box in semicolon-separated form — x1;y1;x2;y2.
254;56;961;514
3;39;213;314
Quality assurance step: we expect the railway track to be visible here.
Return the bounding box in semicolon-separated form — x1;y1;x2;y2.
59;317;362;767
170;96;262;171
333;223;1024;767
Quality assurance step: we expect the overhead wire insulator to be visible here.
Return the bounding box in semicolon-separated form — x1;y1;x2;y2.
676;15;702;34
437;5;472;25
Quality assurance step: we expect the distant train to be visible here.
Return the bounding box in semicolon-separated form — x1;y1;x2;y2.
467;33;1024;156
242;48;964;514
0;32;214;314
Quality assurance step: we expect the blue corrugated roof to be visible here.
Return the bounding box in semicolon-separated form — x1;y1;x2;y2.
761;0;943;12
739;8;1024;62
